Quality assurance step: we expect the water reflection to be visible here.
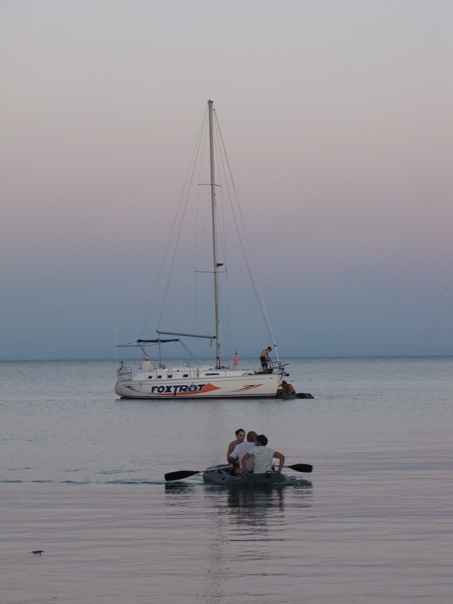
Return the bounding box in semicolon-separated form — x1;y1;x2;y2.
227;486;285;526
205;479;313;527
164;482;197;503
199;481;313;603
164;480;313;522
163;480;313;603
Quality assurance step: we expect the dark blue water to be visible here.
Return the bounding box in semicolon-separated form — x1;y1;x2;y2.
1;357;452;603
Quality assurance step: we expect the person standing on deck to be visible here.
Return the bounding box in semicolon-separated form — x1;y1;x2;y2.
260;347;272;372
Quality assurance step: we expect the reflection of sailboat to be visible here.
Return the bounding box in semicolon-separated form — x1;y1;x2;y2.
115;101;290;399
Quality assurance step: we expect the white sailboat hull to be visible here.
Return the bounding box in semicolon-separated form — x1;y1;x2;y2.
115;367;281;399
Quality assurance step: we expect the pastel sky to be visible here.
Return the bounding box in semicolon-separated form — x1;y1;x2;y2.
1;0;452;361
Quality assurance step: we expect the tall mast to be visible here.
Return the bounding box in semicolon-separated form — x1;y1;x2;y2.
208;100;221;368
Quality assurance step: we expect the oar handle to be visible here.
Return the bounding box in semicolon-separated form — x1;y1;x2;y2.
165;470;201;481
165;464;232;482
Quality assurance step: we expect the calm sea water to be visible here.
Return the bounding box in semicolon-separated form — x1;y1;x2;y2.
1;357;452;603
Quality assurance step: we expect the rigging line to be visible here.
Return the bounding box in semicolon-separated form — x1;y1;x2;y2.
214;113;280;359
215;189;230;359
219;273;231;362
159;134;204;329
214;113;267;327
214;121;228;274
142;106;208;335
194;117;210;351
194;124;210;271
193;112;231;360
212;121;232;360
146;105;209;333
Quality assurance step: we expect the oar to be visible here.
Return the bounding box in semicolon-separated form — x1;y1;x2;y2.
284;463;312;473
165;464;231;482
165;469;202;481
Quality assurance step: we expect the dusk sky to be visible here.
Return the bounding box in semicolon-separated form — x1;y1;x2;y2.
1;1;452;361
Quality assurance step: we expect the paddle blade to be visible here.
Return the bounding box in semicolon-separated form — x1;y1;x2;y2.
164;470;200;481
286;463;313;473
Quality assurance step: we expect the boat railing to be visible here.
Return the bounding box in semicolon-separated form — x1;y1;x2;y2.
117;363;132;381
255;360;289;375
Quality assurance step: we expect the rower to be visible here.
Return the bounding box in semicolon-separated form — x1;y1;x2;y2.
229;431;257;474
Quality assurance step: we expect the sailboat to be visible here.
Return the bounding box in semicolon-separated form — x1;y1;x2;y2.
115;101;290;399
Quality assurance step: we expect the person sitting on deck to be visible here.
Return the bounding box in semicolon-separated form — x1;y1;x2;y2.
230;431;257;474
240;434;285;475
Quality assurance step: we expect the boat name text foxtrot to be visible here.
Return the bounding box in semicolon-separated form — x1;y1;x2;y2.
151;384;206;395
